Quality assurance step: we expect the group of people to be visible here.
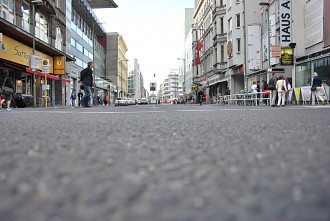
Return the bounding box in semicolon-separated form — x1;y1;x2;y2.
70;89;84;107
266;71;326;107
266;73;292;107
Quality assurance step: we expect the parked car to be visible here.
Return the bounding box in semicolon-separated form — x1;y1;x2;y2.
129;98;137;105
115;97;129;106
139;98;149;105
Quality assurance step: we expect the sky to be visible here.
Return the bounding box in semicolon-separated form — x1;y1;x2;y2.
94;0;194;91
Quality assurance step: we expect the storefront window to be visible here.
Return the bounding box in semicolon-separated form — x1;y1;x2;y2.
312;57;330;82
27;75;32;95
296;63;311;87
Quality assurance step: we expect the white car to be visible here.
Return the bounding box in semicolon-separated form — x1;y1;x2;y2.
115;97;129;106
129;98;137;105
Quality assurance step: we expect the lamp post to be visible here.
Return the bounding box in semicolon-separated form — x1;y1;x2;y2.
31;0;43;108
119;59;128;97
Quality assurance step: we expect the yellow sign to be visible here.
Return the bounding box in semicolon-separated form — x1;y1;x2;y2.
0;35;53;72
54;56;65;75
281;48;293;65
293;88;301;101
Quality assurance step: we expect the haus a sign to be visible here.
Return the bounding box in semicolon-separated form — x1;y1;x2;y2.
280;0;292;47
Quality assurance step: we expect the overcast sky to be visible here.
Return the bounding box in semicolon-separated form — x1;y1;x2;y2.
94;0;194;89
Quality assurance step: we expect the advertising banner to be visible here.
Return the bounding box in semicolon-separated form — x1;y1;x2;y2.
280;0;292;47
281;48;293;65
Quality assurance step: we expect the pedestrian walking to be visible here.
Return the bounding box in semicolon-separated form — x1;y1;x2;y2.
70;89;77;107
311;72;325;105
80;62;94;107
217;91;222;106
268;73;277;107
0;70;14;111
77;90;83;107
276;76;287;107
224;87;230;104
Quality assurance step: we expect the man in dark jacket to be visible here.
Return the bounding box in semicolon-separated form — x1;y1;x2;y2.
268;73;277;107
80;62;94;107
0;70;14;111
311;72;325;105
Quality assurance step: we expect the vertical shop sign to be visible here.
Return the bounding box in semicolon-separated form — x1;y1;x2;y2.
280;0;292;47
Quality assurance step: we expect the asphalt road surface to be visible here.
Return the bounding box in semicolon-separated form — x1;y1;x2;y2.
0;104;330;221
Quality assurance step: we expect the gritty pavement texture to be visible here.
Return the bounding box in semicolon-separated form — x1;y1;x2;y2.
0;104;329;221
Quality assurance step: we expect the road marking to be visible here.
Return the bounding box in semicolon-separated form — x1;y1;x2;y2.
176;110;216;112
17;110;165;114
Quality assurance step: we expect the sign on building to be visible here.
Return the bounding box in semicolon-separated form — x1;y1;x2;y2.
247;25;261;70
150;82;156;91
280;0;292;47
281;48;293;65
30;55;40;70
42;59;50;73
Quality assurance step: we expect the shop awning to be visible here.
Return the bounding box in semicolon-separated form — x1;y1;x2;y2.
26;68;71;83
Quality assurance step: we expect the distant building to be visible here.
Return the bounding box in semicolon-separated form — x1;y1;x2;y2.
128;59;145;99
161;69;182;102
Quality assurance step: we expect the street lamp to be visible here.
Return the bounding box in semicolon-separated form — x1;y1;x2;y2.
31;0;43;108
119;59;128;97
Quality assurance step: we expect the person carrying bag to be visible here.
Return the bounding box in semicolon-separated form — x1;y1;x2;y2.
0;70;14;111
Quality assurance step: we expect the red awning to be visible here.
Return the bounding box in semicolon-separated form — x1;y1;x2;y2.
25;68;71;83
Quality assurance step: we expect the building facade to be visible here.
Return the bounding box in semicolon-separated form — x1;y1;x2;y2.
128;58;145;99
161;69;182;103
0;0;73;107
70;0;117;106
106;32;128;100
294;0;330;94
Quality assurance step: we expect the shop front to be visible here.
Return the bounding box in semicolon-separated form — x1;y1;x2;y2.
295;49;330;87
0;34;71;107
295;49;330;101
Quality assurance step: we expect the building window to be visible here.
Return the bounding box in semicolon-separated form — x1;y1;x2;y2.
236;38;241;53
221;45;224;62
227;0;232;8
220;17;224;34
71;38;76;47
21;1;30;32
228;17;232;32
236;14;240;28
76;42;83;53
1;0;15;24
55;27;63;51
35;12;48;43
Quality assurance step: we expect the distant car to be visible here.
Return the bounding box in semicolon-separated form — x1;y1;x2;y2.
115;97;129;106
129;98;137;105
139;98;149;105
